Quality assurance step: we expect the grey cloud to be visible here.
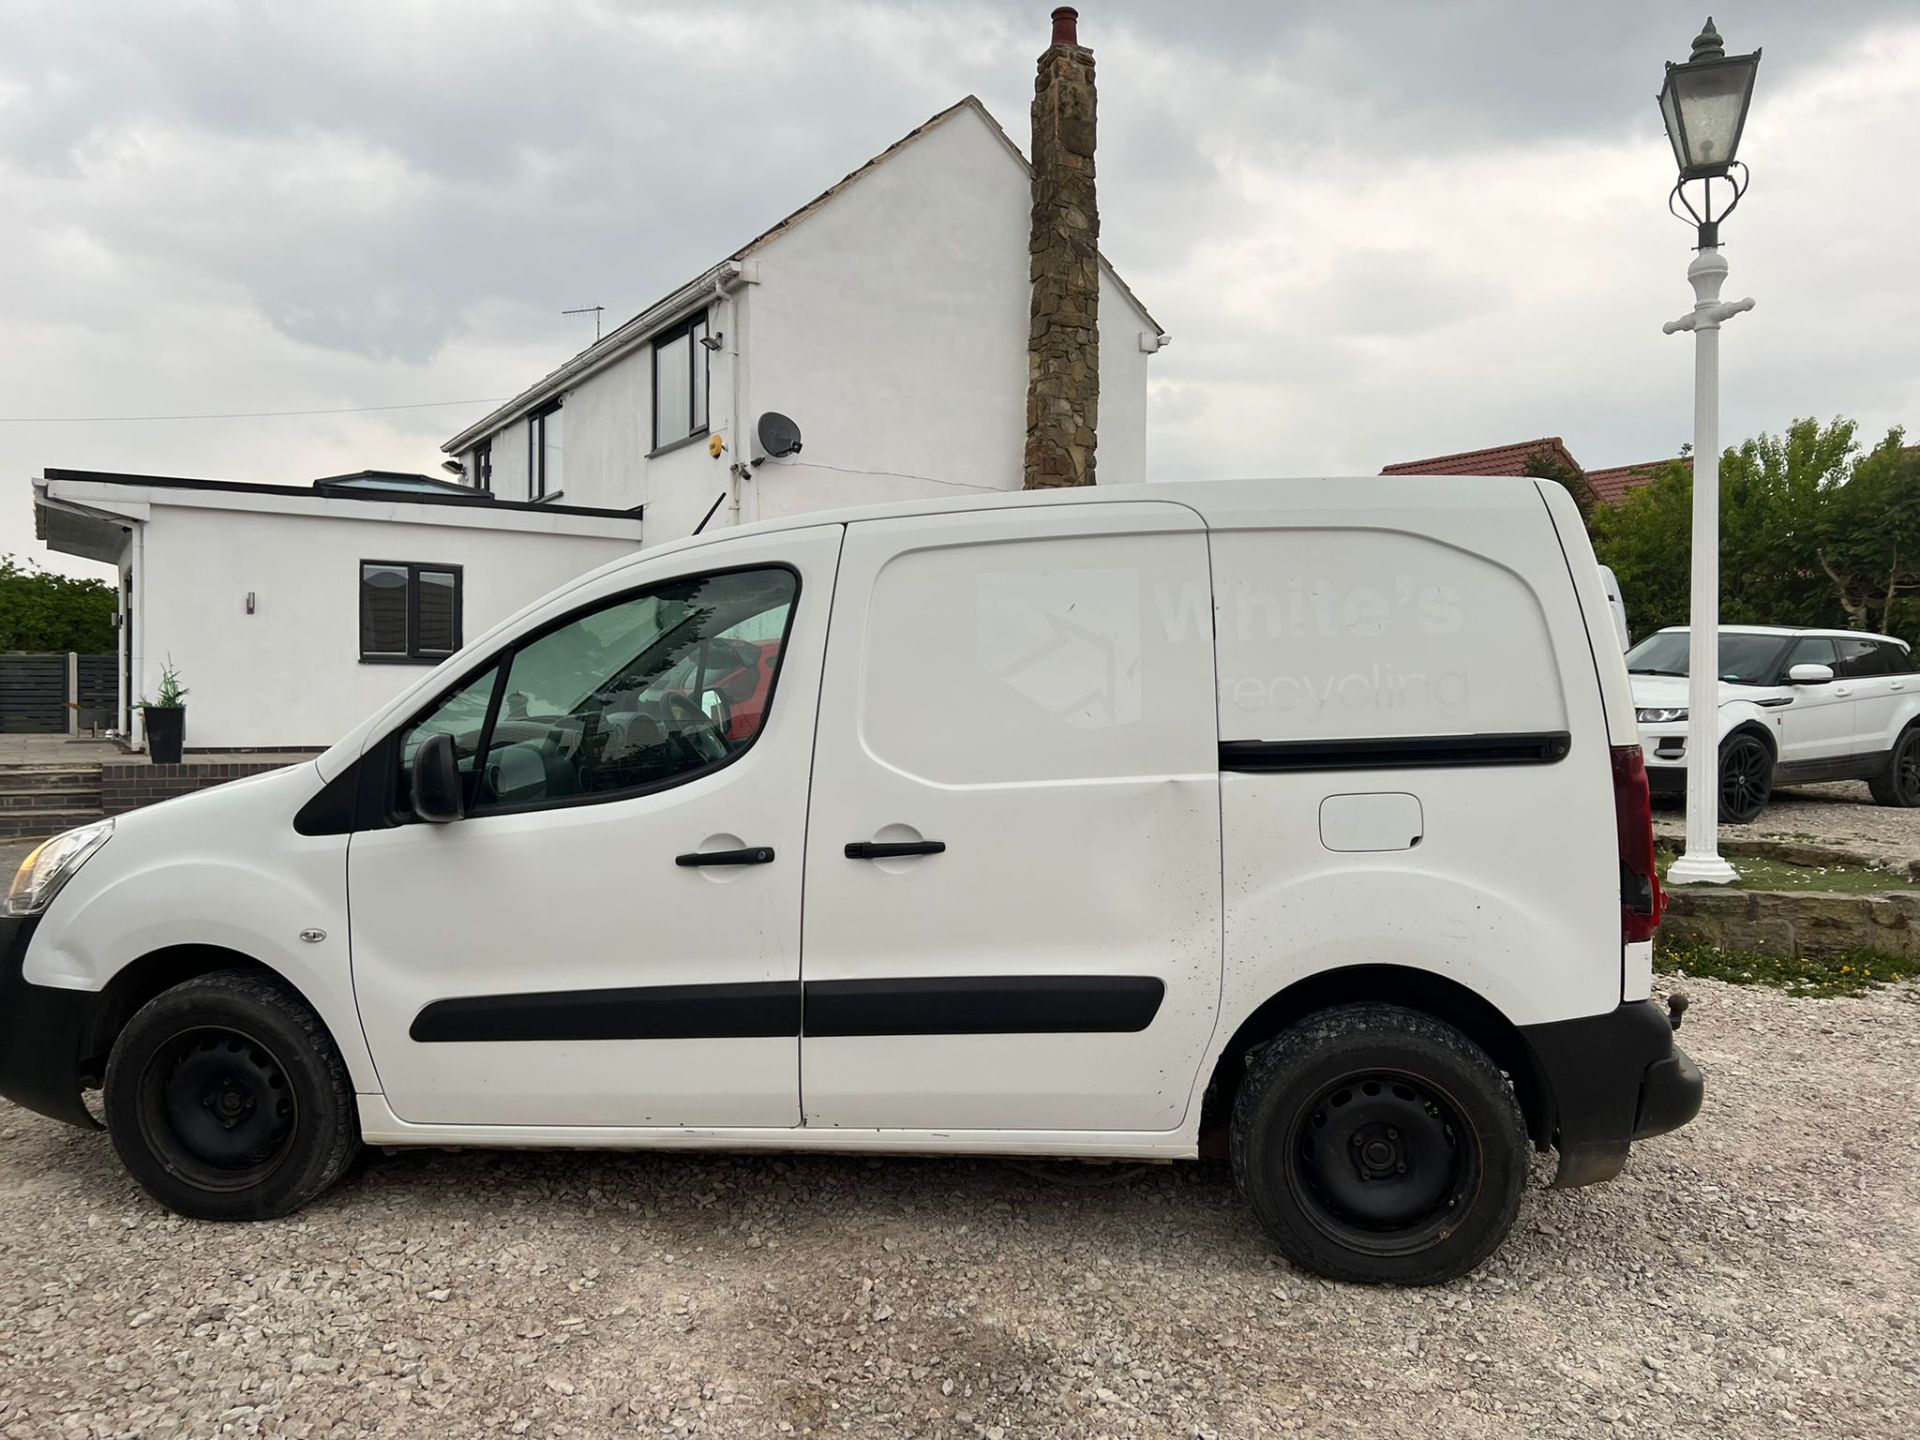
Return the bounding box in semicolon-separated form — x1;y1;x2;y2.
2;0;1916;573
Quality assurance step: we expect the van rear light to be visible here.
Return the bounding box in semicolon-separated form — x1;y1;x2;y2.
1611;743;1665;943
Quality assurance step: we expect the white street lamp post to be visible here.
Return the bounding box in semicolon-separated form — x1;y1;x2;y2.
1656;18;1761;888
1663;253;1753;885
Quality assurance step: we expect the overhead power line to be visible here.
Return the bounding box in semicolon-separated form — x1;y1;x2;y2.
0;397;509;424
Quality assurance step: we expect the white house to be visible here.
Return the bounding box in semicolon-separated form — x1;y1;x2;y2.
32;22;1161;751
440;94;1163;540
33;470;643;750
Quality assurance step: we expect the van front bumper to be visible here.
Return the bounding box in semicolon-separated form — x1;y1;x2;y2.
1520;998;1703;1187
0;915;102;1130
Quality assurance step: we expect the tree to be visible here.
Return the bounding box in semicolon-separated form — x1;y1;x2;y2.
0;555;118;652
1587;458;1694;637
1521;447;1599;525
1589;417;1918;646
1814;432;1920;633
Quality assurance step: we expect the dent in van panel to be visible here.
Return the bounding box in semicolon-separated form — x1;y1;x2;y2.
1319;791;1423;852
1210;528;1567;743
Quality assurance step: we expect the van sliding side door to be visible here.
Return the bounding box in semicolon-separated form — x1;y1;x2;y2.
797;502;1223;1135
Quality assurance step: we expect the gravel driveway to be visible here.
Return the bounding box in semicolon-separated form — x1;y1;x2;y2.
3;977;1916;1438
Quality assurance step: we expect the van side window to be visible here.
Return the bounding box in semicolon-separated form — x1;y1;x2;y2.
396;567;796;815
397;665;502;810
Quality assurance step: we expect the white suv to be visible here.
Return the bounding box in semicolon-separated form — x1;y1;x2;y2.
1628;625;1920;822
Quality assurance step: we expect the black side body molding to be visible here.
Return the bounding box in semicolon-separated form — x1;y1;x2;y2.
1220;732;1572;773
804;975;1165;1038
410;975;1167;1042
410;980;801;1043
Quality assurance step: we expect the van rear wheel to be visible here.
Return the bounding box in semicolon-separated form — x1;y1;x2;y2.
103;971;359;1220
1230;1004;1527;1285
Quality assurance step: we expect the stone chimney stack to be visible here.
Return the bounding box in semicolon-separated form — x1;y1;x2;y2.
1023;6;1099;489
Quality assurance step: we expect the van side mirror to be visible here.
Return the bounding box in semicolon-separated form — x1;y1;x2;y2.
411;732;466;823
1787;663;1835;686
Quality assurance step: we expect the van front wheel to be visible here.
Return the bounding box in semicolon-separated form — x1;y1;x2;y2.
103;971;360;1220
1230;1004;1528;1285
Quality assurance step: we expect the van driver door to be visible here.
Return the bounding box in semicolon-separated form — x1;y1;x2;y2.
346;524;842;1129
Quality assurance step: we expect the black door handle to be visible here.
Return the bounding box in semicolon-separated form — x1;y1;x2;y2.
676;846;775;867
844;840;946;860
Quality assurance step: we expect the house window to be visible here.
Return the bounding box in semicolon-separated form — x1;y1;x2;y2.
651;311;709;453
361;562;463;664
528;400;564;500
472;440;493;493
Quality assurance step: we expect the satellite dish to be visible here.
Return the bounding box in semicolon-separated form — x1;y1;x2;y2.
756;411;803;460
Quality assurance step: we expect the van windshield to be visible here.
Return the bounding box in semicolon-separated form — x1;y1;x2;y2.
1624;631;1787;685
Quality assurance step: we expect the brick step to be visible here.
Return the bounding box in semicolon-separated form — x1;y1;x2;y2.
0;808;104;842
0;787;103;810
0;766;105;789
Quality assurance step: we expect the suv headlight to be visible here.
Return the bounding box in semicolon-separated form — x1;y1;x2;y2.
1637;707;1688;724
7;819;113;916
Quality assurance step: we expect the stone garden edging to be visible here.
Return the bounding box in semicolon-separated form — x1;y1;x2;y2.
1662;887;1920;958
1655;835;1920;957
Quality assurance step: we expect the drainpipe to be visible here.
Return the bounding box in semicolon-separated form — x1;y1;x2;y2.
709;266;754;528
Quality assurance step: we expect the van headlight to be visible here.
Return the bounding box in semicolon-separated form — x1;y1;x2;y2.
1636;707;1688;724
7;819;113;916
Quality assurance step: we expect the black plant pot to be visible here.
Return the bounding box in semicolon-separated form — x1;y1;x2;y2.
144;706;185;764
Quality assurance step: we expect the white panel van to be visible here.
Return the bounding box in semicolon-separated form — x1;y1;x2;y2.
0;478;1700;1285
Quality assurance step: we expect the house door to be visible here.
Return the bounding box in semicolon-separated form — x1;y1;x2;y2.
798;502;1223;1135
346;525;842;1128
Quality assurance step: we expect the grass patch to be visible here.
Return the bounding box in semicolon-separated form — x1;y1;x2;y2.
1654;844;1915;893
1657;934;1920;998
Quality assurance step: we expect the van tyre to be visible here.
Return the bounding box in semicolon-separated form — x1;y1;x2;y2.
103;971;360;1221
1230;1004;1527;1286
1868;726;1920;807
1717;731;1773;824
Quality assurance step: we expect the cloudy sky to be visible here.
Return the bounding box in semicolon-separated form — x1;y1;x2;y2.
4;0;1915;577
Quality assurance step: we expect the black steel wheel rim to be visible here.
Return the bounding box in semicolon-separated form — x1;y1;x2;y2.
136;1026;299;1192
1721;737;1770;818
1897;735;1920;803
1284;1068;1481;1257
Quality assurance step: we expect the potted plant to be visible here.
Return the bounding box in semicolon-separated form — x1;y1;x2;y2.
137;659;189;764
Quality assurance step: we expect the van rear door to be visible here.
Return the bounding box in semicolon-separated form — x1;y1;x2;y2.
798;501;1221;1135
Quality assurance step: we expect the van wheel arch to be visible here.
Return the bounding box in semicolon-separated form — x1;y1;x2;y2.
79;946;311;1089
1199;966;1549;1158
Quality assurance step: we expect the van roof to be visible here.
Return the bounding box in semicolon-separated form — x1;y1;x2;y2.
641;474;1552;565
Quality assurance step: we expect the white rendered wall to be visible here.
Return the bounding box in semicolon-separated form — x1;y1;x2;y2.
731;105;1158;527
135;504;639;749
1095;267;1151;488
456;102;1158;541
